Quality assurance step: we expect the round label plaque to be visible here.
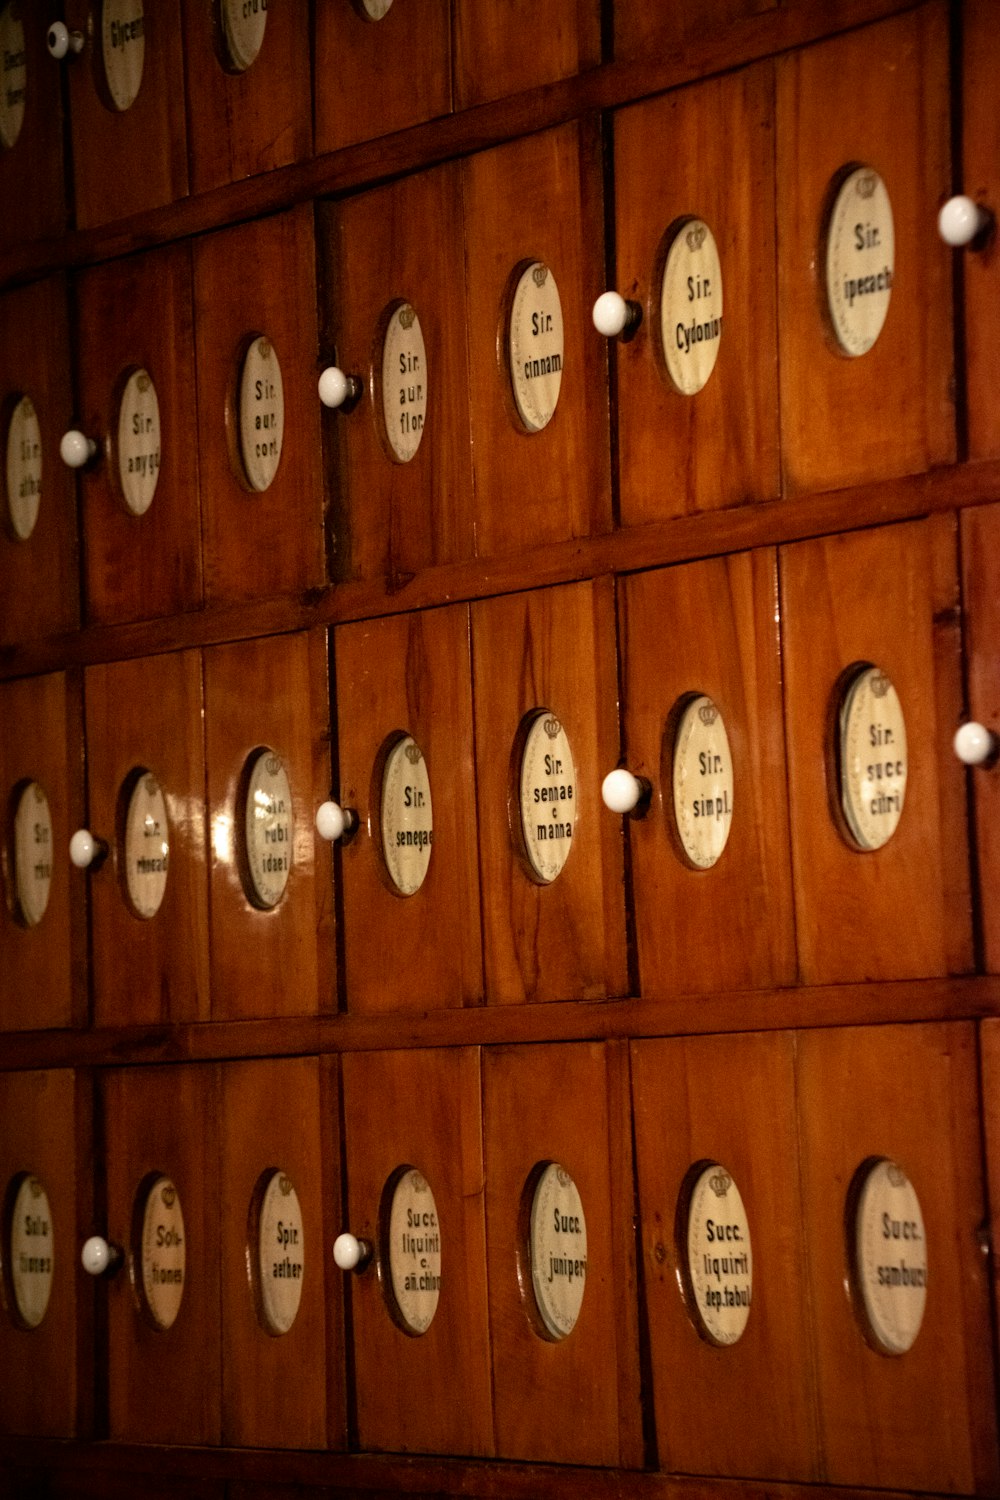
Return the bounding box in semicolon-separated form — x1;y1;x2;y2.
360;0;394;16
116;369;160;517
659;218;724;396
853;1158;927;1356
256;1170;304;1337
519;711;577;884
139;1175;185;1332
101;0;145;114
221;0;267;72
685;1163;752;1347
0;3;26;152
380;735;433;897
508;262;564;433
672;695;733;869
839;666;907;852
238;336;284;492
529;1163;587;1340
13;781;52;928
387;1168;441;1335
6;395;41;542
7;1174;53;1329
123;772;169;920
825;166;894;358
243;749;293;909
381;303;427;463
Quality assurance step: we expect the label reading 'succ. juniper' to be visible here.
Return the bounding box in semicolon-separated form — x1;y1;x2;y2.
518;711;577;884
8;1174;54;1329
238;336;284;492
508;262;563;432
140;1175;185;1331
659;218;723;395
381;303;427;463
853;1158;927;1355
839;666;907;851
388;1168;441;1335
102;0;145;114
529;1162;587;1340
685;1163;752;1346
825;167;894;357
0;3;26;151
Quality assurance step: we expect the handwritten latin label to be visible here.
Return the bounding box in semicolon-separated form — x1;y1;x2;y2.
0;3;26;151
13;781;52;928
529;1163;587;1340
659;219;723;396
381;303;427;463
244;749;293;909
257;1170;304;1336
117;369;161;517
140;1176;185;1331
8;1175;53;1329
222;0;268;72
102;0;145;113
839;666;907;852
519;711;577;884
388;1168;441;1335
380;735;433;897
825;167;894;357
508;262;564;433
854;1158;927;1355
686;1164;753;1347
672;695;734;869
6;395;41;541
124;773;169;919
361;0;394;16
238;337;284;492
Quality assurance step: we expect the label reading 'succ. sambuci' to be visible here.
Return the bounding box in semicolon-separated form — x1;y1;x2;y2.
825;166;894;357
659;219;723;396
519;711;577;884
508;263;564;433
102;0;145;114
853;1158;927;1355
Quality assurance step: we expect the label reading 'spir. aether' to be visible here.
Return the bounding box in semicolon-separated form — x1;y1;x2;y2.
117;369;160;517
380;735;433;897
243;749;293;909
257;1170;304;1336
660;219;723;396
102;0;145;114
685;1163;752;1347
508;262;563;433
825;166;894;358
8;1174;54;1329
238;336;284;492
124;772;169;919
839;665;907;852
853;1158;927;1356
529;1162;587;1340
6;395;41;541
519;711;576;884
0;3;26;152
13;780;52;928
388;1168;440;1335
140;1175;185;1332
672;695;733;869
381;303;427;463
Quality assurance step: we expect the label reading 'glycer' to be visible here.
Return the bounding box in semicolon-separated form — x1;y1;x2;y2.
659;219;723;395
6;395;41;541
13;780;52;928
388;1168;441;1335
508;262;564;433
685;1163;752;1347
8;1174;53;1329
672;695;734;869
529;1163;587;1340
222;0;267;72
257;1170;304;1336
243;749;293;909
140;1175;185;1332
853;1158;927;1356
117;369;160;517
380;735;433;896
124;773;169;919
102;0;145;114
519;711;577;884
839;666;907;851
381;303;427;463
238;336;284;492
825;167;894;357
0;4;26;151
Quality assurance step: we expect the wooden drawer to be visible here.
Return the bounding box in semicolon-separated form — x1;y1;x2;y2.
453;0;600;109
0;5;66;249
614;0;776;60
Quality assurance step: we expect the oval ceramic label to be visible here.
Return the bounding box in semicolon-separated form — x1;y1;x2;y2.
839;666;907;851
0;3;26;152
116;369;160;517
102;0;145;113
257;1170;304;1336
508;262;563;433
825;166;894;357
672;695;734;869
380;735;433;897
238;336;284;492
6;395;41;542
8;1175;53;1329
854;1158;927;1355
361;0;393;16
659;218;723;395
685;1163;753;1347
529;1163;587;1340
243;749;293;909
387;1168;441;1335
519;711;576;884
139;1175;185;1332
222;0;267;72
381;303;427;463
13;781;52;928
124;773;169;920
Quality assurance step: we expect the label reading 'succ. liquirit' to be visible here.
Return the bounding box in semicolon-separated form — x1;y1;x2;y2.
685;1163;752;1347
387;1168;441;1335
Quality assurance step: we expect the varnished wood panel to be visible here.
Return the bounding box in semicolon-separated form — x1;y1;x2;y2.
962;0;1000;459
453;0;601;110
0;5;66;250
471;580;626;1005
960;504;1000;971
341;1048;493;1457
614;0;776;60
334;606;481;1013
620;551;795;997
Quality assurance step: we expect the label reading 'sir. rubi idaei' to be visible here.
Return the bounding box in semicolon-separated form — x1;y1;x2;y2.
140;1175;185;1331
685;1162;752;1346
381;303;427;463
257;1169;304;1336
102;0;145;113
825;166;894;357
519;711;577;884
529;1162;587;1340
839;665;907;851
380;735;433;896
853;1157;927;1355
508;262;564;433
238;336;284;492
388;1168;441;1335
672;695;733;869
659;218;723;395
243;749;293;909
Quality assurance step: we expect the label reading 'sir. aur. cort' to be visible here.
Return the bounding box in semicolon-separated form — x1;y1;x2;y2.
102;0;145;114
140;1175;185;1331
672;695;733;869
243;749;293;909
8;1174;54;1329
381;303;427;463
13;780;52;928
380;735;433;896
839;665;907;851
117;369;161;517
685;1163;752;1347
659;218;723;396
387;1168;441;1335
0;3;26;152
124;772;169;919
257;1170;304;1336
222;0;267;72
825;166;894;357
508;262;564;433
6;395;41;541
853;1158;927;1355
238;336;284;492
519;711;577;884
529;1162;587;1341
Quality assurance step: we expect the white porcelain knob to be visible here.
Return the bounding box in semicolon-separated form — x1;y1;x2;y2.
593;290;640;339
333;1232;370;1271
938;196;991;248
81;1236;119;1276
59;430;96;469
47;22;84;60
602;767;646;815
954;721;998;766
315;800;357;842
318;366;361;410
69;828;105;869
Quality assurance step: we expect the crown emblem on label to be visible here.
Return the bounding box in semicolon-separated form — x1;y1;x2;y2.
142;774;158;797
555;1165;571;1189
870;670;891;699
256;337;272;360
543;715;561;739
698;700;719;726
28;1176;42;1198
279;1174;293;1196
265;754;282;778
161;1183;176;1209
709;1169;732;1197
32;783;44;805
136;372;151;395
410;1170;429;1194
886;1162;907;1188
404;741;422;765
532;264;549;288
857;172;877;200
398;305;416;330
686;223;707;252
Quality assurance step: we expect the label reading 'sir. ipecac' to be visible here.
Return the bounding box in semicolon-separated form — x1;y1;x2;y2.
102;0;145;114
124;772;169;919
0;3;26;151
853;1158;927;1356
13;780;52;928
685;1163;752;1346
243;749;293;909
8;1174;54;1329
387;1168;441;1335
6;395;41;541
519;711;577;884
117;369;160;517
139;1175;185;1332
672;695;733;869
839;665;907;851
659;219;723;396
529;1162;587;1340
825;166;894;357
380;735;433;896
508;262;563;433
381;303;427;463
238;337;284;492
257;1170;304;1336
222;0;267;72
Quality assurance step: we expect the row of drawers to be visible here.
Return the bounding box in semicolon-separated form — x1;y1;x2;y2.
1;1025;993;1492
1;514;992;1031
